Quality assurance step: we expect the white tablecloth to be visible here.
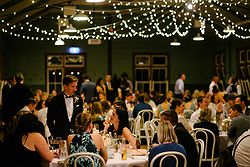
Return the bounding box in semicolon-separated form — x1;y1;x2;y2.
50;152;148;167
219;131;233;152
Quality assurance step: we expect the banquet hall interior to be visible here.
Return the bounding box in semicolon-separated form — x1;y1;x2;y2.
0;0;250;166
1;0;250;135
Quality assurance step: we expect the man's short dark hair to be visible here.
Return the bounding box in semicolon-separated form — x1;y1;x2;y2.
160;110;178;126
231;104;242;113
63;75;78;86
14;72;24;83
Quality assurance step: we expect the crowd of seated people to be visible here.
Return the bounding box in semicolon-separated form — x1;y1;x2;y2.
1;72;250;167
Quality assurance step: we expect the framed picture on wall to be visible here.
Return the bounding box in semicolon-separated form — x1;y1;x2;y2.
240;51;246;64
65;55;84;67
47;55;63;67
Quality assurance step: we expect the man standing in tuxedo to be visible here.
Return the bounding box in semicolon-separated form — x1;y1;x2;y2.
47;75;83;139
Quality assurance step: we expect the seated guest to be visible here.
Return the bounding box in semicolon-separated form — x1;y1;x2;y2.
104;107;136;148
170;99;192;132
148;119;187;167
235;95;250;116
67;113;108;166
155;94;171;118
228;104;250;143
124;91;135;118
234;128;250;167
4;113;55;167
19;97;38;114
193;107;219;166
160;110;199;167
89;101;105;131
190;96;216;125
133;94;152;119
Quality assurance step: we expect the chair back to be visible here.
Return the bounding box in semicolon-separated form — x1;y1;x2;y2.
190;128;218;167
134;115;141;135
195;139;205;167
138;109;154;126
144;121;156;150
128;118;135;134
63;152;105;167
150;151;187;167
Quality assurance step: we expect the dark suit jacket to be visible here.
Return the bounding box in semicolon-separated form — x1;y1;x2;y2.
174;123;199;167
47;92;83;139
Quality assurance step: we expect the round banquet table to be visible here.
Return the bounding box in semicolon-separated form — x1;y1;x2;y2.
49;149;148;167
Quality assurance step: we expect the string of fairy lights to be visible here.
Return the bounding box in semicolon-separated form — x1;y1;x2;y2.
1;0;250;42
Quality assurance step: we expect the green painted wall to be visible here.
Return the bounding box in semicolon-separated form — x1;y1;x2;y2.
1;34;250;92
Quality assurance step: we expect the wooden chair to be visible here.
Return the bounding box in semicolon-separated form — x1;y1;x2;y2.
63;152;105;167
150;151;187;167
190;128;219;167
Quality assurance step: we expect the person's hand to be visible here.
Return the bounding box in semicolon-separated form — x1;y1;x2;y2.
53;151;59;158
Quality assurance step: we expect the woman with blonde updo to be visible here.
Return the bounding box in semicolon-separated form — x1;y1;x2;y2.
67;113;108;167
149;119;187;167
193;107;219;166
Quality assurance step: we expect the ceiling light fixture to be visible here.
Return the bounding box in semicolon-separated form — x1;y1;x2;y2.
73;13;89;21
64;24;77;33
86;0;105;2
193;33;204;41
55;38;65;45
170;39;181;46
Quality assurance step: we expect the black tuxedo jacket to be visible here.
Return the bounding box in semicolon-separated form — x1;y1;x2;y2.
47;92;83;139
174;123;199;167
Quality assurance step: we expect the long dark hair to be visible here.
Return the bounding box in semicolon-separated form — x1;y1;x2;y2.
109;108;130;136
12;113;45;143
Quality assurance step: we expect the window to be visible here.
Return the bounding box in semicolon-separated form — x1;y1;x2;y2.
214;52;225;80
46;54;86;93
134;54;169;93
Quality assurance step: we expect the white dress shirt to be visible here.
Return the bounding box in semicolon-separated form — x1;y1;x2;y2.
64;93;74;122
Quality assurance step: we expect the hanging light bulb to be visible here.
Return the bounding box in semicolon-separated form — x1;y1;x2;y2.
193;33;204;41
170;38;181;46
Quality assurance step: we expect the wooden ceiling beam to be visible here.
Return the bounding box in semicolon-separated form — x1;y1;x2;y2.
0;0;70;28
0;0;11;6
0;0;35;19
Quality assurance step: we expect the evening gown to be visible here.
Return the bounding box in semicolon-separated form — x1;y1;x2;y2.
69;132;101;167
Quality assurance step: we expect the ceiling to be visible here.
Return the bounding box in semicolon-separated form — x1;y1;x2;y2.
1;0;250;41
